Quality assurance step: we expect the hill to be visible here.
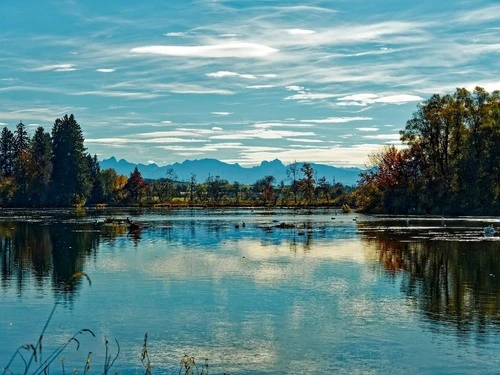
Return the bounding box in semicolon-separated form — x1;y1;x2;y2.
100;157;363;186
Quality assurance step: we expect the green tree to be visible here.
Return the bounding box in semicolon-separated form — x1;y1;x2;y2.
206;175;227;204
51;114;91;206
29;127;53;205
316;176;332;204
252;175;276;206
87;154;104;204
299;163;315;205
358;87;500;215
189;173;197;203
13;122;32;204
0;127;14;177
100;168;118;203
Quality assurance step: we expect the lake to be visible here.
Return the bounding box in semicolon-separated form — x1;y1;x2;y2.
0;208;499;374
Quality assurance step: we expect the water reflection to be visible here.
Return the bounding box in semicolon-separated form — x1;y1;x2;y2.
0;220;124;298
359;219;500;337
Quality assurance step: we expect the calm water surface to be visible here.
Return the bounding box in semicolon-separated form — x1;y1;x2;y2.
0;208;498;374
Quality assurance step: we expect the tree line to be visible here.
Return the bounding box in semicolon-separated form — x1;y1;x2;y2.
0;115;353;207
355;87;499;215
4;86;495;212
0;114;96;206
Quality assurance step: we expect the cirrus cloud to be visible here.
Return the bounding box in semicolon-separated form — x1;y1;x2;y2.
130;42;278;58
300;117;372;124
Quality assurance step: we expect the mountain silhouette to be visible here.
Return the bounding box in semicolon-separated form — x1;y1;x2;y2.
101;157;363;186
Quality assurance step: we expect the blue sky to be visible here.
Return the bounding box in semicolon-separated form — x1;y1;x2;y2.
0;0;498;167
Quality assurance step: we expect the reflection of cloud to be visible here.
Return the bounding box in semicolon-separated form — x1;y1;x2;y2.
145;239;367;296
96;258;128;272
150;339;278;374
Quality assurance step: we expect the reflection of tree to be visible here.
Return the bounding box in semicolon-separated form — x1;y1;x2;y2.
0;221;114;297
362;228;500;336
49;223;99;296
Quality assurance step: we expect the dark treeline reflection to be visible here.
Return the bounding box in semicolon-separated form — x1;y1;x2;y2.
0;221;123;298
360;224;500;337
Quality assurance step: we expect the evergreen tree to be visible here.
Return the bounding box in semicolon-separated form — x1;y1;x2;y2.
51;114;91;206
0;127;14;177
87;154;104;204
13;122;32;204
30;127;53;205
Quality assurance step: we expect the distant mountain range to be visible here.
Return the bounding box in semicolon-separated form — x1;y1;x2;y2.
100;157;364;186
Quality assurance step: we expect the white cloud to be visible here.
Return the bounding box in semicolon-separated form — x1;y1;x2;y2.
300;117;372;124
285;93;337;101
253;122;314;129
246;85;275;89
287;29;316;35
206;71;257;79
136;129;215;138
337;93;423;106
357;127;379;132
164;32;186;37
157;83;233;95
285;85;304;91
206;71;276;80
29;64;76;72
210;128;316;140
130;42;278;58
337;101;368;107
363;134;401;140
211;112;233;116
285;138;324;143
237;144;382;167
339;94;379;102
457;5;500;23
73;90;161;99
86;137;206;144
96;68;116;73
0;122;7;126
375;94;424;104
161;120;172;124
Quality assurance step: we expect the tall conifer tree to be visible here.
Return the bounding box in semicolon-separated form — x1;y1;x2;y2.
0;127;14;177
51;114;91;206
30;127;53;205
